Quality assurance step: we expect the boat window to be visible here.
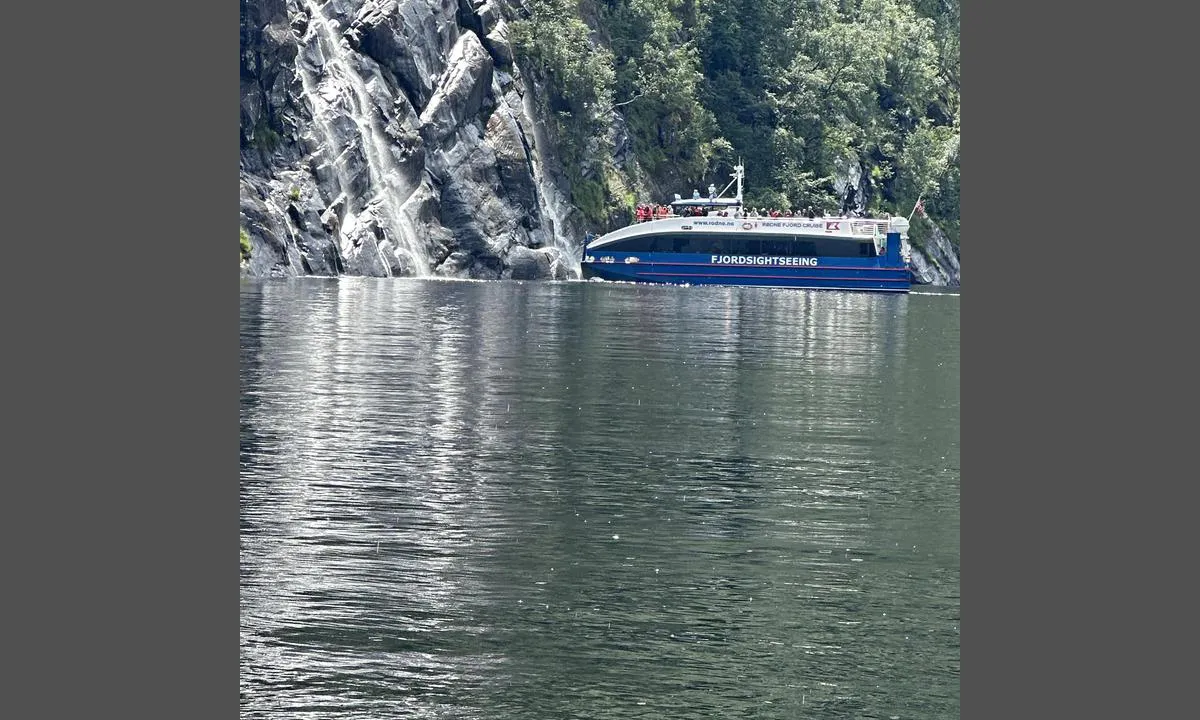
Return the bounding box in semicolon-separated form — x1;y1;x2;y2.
792;239;817;255
691;234;726;255
602;236;657;252
648;235;674;252
761;237;791;255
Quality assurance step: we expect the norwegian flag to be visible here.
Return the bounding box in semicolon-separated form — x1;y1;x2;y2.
914;198;926;217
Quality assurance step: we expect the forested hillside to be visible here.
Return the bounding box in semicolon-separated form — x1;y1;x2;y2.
510;0;959;250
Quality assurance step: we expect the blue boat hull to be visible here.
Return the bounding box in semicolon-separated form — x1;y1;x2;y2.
581;253;911;293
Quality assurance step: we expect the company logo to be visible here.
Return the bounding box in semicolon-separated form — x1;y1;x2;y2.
825;221;840;231
742;222;754;230
711;255;819;267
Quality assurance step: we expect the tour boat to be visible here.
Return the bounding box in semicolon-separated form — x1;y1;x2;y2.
580;164;912;293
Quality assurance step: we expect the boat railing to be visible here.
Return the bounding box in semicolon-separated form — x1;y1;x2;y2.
633;215;897;235
851;219;890;237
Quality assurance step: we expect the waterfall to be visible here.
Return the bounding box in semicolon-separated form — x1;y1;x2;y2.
520;86;581;280
295;0;431;276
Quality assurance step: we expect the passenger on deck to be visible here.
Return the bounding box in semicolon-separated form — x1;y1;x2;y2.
657;205;669;220
841;186;857;216
784;209;793;217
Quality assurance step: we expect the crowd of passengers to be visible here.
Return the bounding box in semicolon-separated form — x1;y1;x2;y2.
634;204;889;222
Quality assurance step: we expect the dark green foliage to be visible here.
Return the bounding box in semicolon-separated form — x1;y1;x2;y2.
514;0;959;238
571;178;607;223
251;117;281;152
511;0;621;223
600;0;720;183
240;227;252;262
510;1;615;172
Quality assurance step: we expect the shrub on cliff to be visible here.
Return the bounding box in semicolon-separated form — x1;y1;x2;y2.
240;227;252;263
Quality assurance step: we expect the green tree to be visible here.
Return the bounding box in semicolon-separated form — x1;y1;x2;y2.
511;0;616;185
516;0;959;235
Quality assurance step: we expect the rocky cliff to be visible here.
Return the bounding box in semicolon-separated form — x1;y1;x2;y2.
240;0;582;279
905;221;961;287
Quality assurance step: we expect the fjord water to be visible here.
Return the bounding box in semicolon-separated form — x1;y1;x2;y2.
240;278;960;719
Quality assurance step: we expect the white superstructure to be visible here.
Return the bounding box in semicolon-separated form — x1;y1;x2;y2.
587;162;907;257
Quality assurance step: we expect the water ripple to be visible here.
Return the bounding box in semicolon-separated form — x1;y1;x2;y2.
241;278;959;719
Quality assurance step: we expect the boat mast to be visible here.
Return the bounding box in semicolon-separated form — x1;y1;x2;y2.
733;160;744;206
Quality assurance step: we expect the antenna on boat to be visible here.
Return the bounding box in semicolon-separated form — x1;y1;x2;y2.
733;159;744;206
715;159;745;203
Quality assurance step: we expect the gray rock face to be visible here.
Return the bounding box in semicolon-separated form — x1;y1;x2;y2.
240;0;583;280
905;222;961;287
834;155;960;287
475;1;501;36
505;244;548;280
483;19;514;67
419;31;493;145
